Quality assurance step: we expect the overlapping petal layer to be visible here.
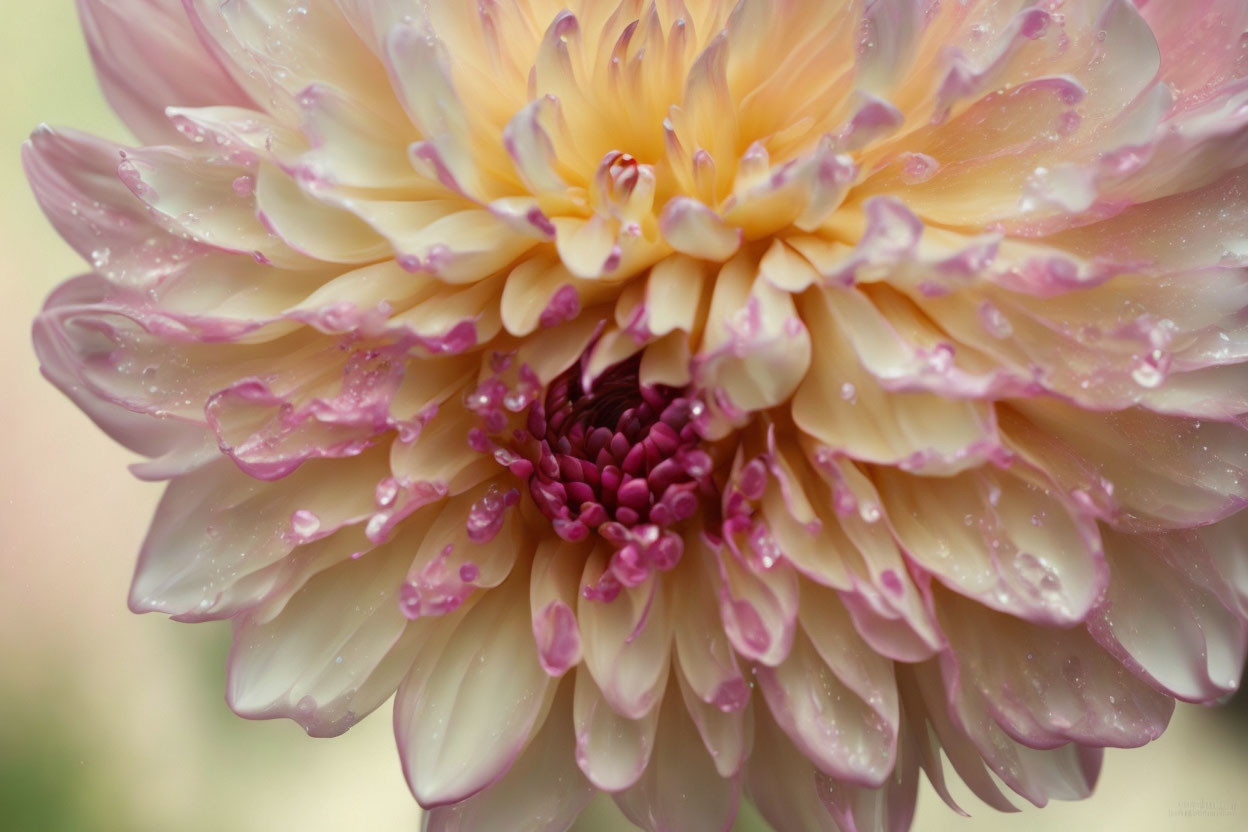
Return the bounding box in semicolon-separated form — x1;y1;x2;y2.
30;1;1248;830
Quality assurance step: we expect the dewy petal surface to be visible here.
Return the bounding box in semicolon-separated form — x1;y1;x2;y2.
27;0;1248;829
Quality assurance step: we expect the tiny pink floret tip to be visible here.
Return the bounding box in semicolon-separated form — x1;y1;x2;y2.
26;0;1248;830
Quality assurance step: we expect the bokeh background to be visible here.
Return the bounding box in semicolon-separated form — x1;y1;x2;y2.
0;3;1244;831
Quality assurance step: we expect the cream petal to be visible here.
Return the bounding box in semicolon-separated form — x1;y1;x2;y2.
423;678;593;832
906;268;1248;417
206;356;403;481
804;454;946;660
164;104;307;166
554;215;621;279
677;33;736;192
697;254;812;415
800;581;900;736
643;254;709;338
674;659;752;778
909;660;1102;808
579;545;672;720
584;326;647;389
747;699;918;832
721;142;856;239
515;313;607;386
897;662;1018;813
253;163;390;262
876;466;1107;625
395;570;557;808
355;205;537;284
638;332;693;389
671;544;751;712
390;276;505;350
1003;400;1248;530
117;145;316;268
500;256;602;337
1074;0;1162;122
226;542;425;736
793;286;998;474
745;702;847;832
384;23;490;199
573;665;661;793
854;0;923;98
711;536;799;668
858;76;1089;226
658;197;741;261
756;625;897;787
1200;510;1248;621
1097;84;1248;208
935;589;1173;750
1140;364;1248;425
805;280;1017;400
22;127;209;285
206;349;473;483
1046;165;1248;274
78;0;254;144
389;398;498;499
503;96;571;194
400;478;531;619
293;82;423;189
760;446;854;591
128;431;222;482
186;0;393;122
758;239;820;294
1089;527;1248;702
32;274;212;461
613;680;741;832
128;454;384;620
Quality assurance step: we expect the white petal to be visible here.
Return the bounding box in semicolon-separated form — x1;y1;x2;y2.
395;572;557;808
613;681;741;832
227;544;424;736
423;678;593;832
573;666;661;792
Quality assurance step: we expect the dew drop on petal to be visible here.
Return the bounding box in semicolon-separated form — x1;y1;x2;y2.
290;509;321;539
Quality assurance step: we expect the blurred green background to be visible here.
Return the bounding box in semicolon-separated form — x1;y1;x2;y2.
0;3;1243;831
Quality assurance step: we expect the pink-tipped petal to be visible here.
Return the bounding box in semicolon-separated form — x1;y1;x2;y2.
578;546;672;720
78;0;254;143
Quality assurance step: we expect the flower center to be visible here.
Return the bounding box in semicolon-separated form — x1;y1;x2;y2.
484;357;716;590
528;356;713;532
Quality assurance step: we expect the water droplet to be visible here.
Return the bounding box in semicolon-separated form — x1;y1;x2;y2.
232;175;255;197
978;301;1013;338
290;509;321;539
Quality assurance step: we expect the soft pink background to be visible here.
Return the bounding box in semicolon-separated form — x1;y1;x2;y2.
0;3;1242;830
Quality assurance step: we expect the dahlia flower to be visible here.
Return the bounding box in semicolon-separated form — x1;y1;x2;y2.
29;0;1248;828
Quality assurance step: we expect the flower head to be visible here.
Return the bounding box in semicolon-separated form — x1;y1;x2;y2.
29;0;1248;828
